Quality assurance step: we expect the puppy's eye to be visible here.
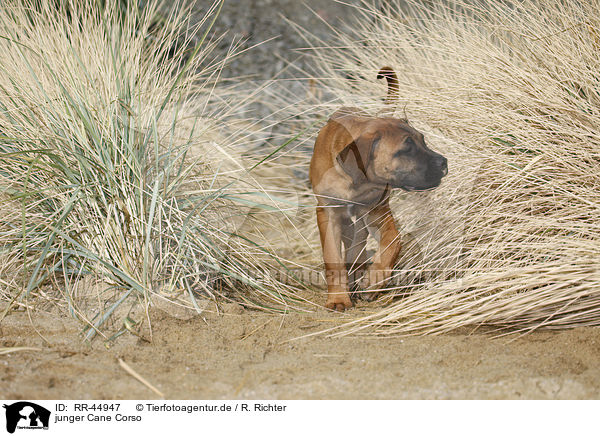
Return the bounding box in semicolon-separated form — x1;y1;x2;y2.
404;137;415;151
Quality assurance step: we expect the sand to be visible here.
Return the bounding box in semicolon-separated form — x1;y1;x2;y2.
2;306;599;400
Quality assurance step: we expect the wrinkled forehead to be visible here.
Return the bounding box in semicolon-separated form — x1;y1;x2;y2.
364;118;423;141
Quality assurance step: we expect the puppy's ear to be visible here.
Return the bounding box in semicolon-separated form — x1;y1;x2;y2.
336;135;380;182
328;113;378;182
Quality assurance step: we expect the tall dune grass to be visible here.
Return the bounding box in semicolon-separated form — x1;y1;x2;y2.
298;0;600;335
0;0;316;340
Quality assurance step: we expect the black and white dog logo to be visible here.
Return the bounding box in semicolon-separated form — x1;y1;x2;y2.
3;402;50;433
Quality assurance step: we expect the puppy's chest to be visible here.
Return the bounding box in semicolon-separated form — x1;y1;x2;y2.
346;204;363;221
321;181;387;207
348;182;389;206
314;169;385;205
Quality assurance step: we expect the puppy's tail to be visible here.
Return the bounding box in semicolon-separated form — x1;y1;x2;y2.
377;66;399;110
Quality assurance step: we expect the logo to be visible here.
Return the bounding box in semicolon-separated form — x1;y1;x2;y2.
2;402;50;434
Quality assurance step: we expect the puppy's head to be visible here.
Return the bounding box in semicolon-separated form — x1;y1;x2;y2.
336;117;448;192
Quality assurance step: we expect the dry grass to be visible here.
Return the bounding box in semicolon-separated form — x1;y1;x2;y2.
291;0;600;335
0;0;319;340
3;0;599;341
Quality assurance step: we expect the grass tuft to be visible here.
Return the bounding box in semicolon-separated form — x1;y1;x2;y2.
0;0;317;340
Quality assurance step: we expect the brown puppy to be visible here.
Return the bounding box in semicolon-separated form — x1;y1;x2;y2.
309;67;448;311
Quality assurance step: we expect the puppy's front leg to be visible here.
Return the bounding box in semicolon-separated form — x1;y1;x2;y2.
343;216;369;293
360;203;401;301
316;205;352;311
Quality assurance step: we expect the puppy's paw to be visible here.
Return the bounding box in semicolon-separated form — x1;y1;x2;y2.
356;290;380;302
356;276;378;301
357;269;386;301
325;294;353;312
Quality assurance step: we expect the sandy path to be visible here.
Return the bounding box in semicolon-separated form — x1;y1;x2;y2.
2;308;599;399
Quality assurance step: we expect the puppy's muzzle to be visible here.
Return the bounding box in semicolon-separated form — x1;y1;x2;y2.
399;154;448;192
436;154;448;177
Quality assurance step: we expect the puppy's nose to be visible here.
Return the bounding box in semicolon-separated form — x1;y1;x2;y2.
436;155;448;176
